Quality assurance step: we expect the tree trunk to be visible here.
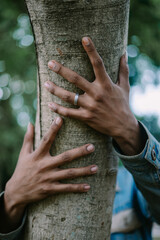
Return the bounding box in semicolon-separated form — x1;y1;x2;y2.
24;0;130;239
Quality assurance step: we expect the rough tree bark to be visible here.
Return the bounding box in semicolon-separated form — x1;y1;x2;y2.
24;0;130;239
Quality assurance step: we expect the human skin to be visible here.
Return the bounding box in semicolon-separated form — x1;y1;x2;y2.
45;37;147;156
0;37;147;235
0;117;98;233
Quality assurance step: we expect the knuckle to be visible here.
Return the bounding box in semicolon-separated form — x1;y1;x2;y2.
62;93;72;102
76;185;83;192
63;109;69;117
66;184;72;191
86;113;93;121
56;64;62;74
62;152;71;163
49;85;55;94
42;134;52;146
87;102;96;112
87;44;94;53
50;122;58;131
86;167;92;175
80;146;88;155
94;92;104;102
92;57;103;68
40;184;50;194
67;169;75;178
83;111;93;121
104;83;113;92
71;73;79;84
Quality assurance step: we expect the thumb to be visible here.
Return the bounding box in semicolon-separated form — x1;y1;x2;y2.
117;53;130;92
22;122;34;153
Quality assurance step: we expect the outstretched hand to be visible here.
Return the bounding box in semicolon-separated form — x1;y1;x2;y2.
45;37;146;156
2;117;97;233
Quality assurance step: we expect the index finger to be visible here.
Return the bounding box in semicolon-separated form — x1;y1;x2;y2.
82;37;111;84
36;117;63;155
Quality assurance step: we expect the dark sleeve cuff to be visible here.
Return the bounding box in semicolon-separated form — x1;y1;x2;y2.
0;192;26;240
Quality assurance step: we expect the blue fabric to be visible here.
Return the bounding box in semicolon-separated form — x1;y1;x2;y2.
111;230;144;240
113;167;136;215
111;167;152;240
111;121;160;240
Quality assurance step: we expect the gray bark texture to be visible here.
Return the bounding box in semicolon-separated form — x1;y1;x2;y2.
24;0;130;239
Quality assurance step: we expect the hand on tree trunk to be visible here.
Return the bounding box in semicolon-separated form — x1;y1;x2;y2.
1;117;97;234
45;37;147;156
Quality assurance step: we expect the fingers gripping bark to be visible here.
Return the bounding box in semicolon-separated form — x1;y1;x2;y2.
48;60;92;94
45;81;86;107
48;102;85;120
37;143;97;195
48;144;95;168
50;165;98;182
50;183;91;193
44;37;133;143
82;37;111;84
6;119;98;212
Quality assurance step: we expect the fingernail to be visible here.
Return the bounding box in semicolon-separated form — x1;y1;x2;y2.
83;184;90;190
91;165;98;173
83;37;90;46
87;144;95;152
44;81;50;88
48;61;56;70
55;117;61;125
48;102;57;111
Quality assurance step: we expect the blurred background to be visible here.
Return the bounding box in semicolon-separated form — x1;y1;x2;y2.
0;0;160;237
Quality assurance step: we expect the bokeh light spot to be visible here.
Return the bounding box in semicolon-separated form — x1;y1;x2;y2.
13;28;25;40
10;80;24;94
20;35;34;47
127;45;139;58
17;112;30;127
2;87;11;100
17;14;30;28
0;73;10;87
0;88;3;99
25;80;36;94
10;95;24;110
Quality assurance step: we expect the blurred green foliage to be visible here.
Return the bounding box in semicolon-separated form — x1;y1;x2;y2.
130;0;160;65
0;0;36;190
0;0;160;191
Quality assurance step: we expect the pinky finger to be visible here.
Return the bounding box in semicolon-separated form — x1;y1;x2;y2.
48;102;83;120
52;183;91;193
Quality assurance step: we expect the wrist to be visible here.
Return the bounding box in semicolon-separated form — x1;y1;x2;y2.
4;181;26;215
113;116;147;156
0;182;26;233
